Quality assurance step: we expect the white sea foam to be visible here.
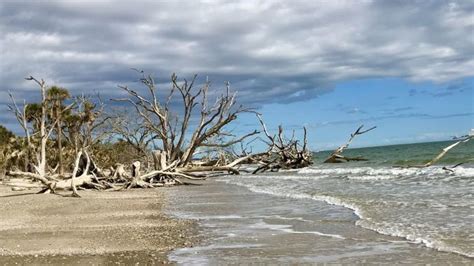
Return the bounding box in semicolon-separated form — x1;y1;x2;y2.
172;211;244;220
451;166;474;177
257;215;314;224
347;175;395;180
356;220;474;258
234;174;329;180
220;179;366;221
220;178;474;258
249;221;345;239
297;166;474;179
169;243;266;265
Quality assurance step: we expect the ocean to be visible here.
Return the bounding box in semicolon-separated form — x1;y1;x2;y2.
168;140;474;264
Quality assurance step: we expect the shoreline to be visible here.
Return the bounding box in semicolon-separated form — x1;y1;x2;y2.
166;179;473;264
1;174;472;264
0;185;199;264
231;177;473;259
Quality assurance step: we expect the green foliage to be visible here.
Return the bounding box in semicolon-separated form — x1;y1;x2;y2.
23;86;71;127
25;103;42;124
0;124;15;146
93;140;145;169
47;86;70;101
47;86;71;120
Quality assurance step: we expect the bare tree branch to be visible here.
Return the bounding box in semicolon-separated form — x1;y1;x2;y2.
324;125;376;163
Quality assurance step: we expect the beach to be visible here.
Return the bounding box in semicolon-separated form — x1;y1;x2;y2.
165;141;474;264
1;0;472;264
167;179;473;264
0;186;198;265
0;142;472;264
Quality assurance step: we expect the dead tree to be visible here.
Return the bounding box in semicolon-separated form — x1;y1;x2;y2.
7;76;74;191
7;90;111;196
397;135;473;169
109;111;159;170
251;114;312;174
5;73;260;193
112;71;259;186
324;125;376;163
5;73;316;193
61;95;111;196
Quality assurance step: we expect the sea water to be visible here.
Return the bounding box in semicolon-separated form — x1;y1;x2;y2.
222;140;474;258
169;140;473;263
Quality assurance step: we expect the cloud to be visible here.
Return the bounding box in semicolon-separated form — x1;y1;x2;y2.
1;0;473;128
408;81;472;98
409;89;418;97
379;106;415;115
391;107;414;112
336;105;367;115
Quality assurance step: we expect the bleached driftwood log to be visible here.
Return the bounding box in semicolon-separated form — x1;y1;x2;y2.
324;125;376;163
397;135;473;169
153;150;168;171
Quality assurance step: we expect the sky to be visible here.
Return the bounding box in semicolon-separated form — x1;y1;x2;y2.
0;0;473;150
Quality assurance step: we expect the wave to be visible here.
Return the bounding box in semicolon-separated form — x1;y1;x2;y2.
234;174;329;181
297;166;474;179
357;220;473;258
219;178;473;258
249;220;345;239
347;175;395;180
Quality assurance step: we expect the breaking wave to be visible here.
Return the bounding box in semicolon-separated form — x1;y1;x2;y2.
219;165;474;258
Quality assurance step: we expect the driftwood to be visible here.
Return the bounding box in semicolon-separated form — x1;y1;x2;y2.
6;170;93;191
132;161;141;177
3;74;313;195
397;135;473;169
324;125;376;163
3;178;43;190
153;150;168;171
442;162;465;173
111;163;127;181
6;148;97;195
113;71;258;169
69;149;83;197
250;114;312;174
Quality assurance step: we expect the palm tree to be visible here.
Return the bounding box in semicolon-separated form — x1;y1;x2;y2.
25;103;42;131
46;86;71;175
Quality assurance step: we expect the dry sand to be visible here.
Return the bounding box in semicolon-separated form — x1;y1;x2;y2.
0;185;199;265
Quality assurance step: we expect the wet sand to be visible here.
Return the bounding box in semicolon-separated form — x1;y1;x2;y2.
167;180;473;264
1;180;471;265
0;186;198;265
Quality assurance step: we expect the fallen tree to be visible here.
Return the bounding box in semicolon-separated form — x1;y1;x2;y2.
3;72;314;195
251;114;312;174
108;71;262;189
324;125;376;163
396;135;473;170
